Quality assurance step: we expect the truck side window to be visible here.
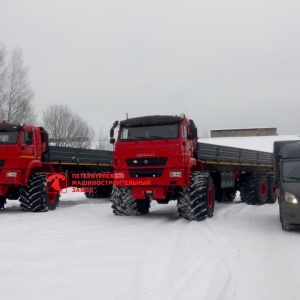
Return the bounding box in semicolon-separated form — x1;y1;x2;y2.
21;132;26;144
121;128;129;139
21;131;33;145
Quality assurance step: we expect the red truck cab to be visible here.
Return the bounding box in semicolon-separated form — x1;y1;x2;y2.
0;121;48;199
109;114;215;221
0;121;113;212
112;114;199;201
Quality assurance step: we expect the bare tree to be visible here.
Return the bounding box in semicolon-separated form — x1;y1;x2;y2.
43;104;94;148
94;126;111;150
0;44;35;123
5;48;35;123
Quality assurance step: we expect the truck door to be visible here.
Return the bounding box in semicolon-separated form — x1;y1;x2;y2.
182;124;192;166
20;130;35;161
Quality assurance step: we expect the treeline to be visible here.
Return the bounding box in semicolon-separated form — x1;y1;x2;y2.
0;42;110;150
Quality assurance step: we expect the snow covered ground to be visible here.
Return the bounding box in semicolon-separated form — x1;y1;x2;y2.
1;136;300;300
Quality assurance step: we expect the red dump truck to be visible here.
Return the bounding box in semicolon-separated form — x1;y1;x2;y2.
0;121;112;211
109;114;276;221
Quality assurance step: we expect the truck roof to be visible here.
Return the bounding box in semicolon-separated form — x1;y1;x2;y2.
120;115;181;127
0;123;21;132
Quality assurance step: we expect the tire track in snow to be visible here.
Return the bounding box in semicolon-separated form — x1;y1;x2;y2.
133;202;239;300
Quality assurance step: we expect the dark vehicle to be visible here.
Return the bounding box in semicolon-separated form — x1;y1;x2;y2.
0;121;113;212
274;140;300;231
109;114;276;221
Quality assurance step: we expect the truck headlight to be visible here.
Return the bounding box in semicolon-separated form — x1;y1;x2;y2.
284;192;298;204
114;172;125;179
170;171;182;177
6;172;17;177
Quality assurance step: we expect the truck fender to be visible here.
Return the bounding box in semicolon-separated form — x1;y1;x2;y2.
187;157;196;169
25;160;43;182
190;158;204;172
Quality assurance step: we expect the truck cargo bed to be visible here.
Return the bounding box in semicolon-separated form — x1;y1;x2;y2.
47;146;113;172
197;142;273;172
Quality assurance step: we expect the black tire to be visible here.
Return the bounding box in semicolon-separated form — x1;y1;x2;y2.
111;186;150;216
239;173;252;203
177;172;214;221
267;176;277;204
240;182;250;202
0;196;6;209
247;174;268;205
85;185;112;199
20;173;60;212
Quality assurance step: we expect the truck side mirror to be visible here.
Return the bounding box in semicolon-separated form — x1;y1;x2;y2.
110;128;114;138
110;138;115;144
110;120;119;138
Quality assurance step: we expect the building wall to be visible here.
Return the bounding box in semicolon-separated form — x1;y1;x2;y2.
211;128;277;138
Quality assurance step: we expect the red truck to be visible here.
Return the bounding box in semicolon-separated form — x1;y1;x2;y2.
109;114;276;221
0;121;113;211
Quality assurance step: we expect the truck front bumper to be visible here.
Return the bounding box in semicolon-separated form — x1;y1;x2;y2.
0;169;22;185
131;186;169;200
281;201;300;225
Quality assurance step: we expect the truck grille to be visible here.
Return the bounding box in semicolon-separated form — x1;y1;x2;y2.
126;157;167;167
129;168;163;178
0;160;5;167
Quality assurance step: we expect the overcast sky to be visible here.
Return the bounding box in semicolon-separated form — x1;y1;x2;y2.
1;0;300;137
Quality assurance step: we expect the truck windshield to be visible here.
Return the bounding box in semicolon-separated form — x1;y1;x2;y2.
120;124;179;141
0;131;19;144
282;161;300;181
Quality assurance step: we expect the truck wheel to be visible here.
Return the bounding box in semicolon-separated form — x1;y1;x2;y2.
0;196;6;209
85;185;112;199
239;173;252;202
20;173;60;212
111;186;149;216
240;183;250;202
267;176;277;204
247;175;268;205
177;172;214;221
